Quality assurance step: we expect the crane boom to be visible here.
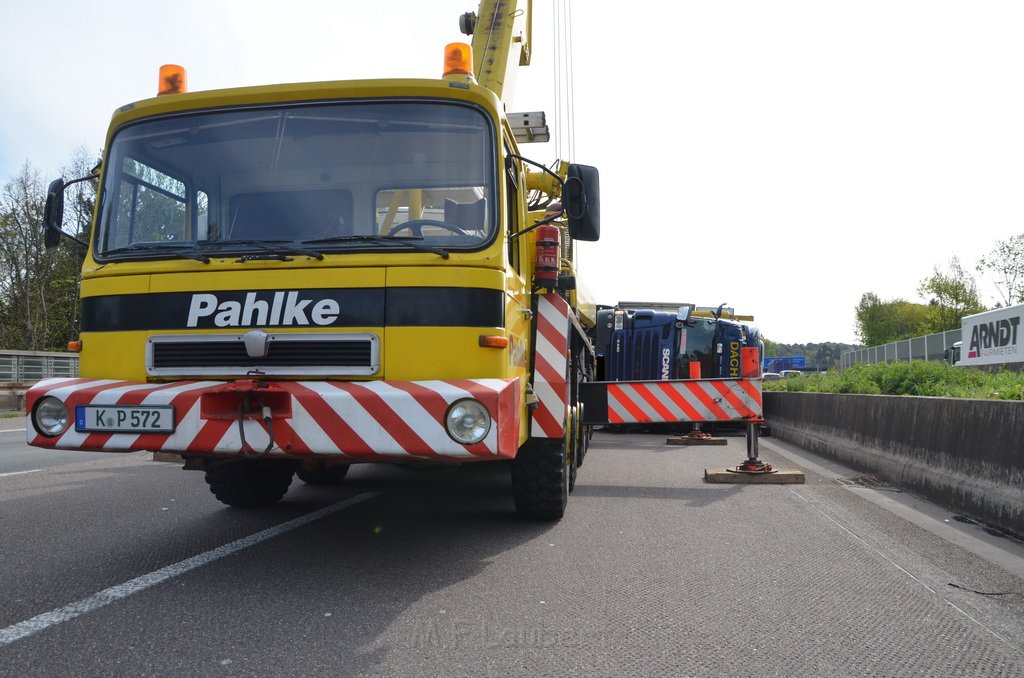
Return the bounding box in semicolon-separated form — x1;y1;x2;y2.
461;0;532;105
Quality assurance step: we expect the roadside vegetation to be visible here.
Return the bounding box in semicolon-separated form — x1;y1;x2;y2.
763;361;1024;400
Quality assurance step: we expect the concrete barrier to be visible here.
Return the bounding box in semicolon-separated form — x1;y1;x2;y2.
0;383;28;412
764;392;1024;538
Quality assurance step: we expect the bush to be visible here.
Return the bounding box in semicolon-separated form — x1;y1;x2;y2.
762;361;1024;400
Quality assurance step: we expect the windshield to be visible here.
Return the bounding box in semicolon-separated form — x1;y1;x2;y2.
680;318;717;378
95;101;496;259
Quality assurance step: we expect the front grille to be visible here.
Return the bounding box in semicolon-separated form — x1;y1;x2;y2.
147;332;378;377
630;327;666;380
606;325;675;381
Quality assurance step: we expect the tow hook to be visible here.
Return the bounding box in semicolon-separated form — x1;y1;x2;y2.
236;393;274;456
200;380;292;456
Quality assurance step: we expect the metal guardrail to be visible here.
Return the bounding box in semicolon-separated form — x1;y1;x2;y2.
0;350;79;382
840;329;961;370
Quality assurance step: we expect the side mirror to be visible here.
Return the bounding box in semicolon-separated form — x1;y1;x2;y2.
564;163;600;242
43;178;66;249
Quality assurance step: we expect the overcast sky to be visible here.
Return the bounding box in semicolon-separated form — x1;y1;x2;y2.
3;1;1023;344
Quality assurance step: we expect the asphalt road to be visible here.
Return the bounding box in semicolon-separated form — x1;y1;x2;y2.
1;422;1023;677
0;416;112;474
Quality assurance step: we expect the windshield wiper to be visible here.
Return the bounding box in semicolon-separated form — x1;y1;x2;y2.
202;239;325;261
300;235;449;259
102;244;210;263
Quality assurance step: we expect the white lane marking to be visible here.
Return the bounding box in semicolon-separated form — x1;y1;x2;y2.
0;492;378;647
789;488;1019;654
762;438;1024;579
0;428;27;434
0;469;40;478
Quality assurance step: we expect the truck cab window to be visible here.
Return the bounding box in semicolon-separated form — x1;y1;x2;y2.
108;158;188;249
505;145;521;272
375;187;488;242
95;101;497;259
195;190;209;240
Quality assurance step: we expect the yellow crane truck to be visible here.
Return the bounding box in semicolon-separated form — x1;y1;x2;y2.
29;0;601;519
30;1;768;515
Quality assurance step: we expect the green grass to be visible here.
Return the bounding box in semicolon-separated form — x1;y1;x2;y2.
763;361;1024;400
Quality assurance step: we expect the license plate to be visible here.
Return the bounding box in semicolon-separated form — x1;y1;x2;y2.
75;405;175;433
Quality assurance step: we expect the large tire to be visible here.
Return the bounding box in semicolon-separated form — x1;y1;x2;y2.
296;461;350;485
204;460;296;507
512;437;569;520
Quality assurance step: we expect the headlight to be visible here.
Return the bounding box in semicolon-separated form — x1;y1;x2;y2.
34;396;70;437
444;399;491;445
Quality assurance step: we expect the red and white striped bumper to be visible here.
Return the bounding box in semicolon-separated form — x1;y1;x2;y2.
579;378;763;425
26;377;521;461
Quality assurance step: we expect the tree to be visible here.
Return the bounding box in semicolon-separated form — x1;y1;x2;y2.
917;256;986;332
814;342;846;369
854;292;932;346
854;292;885;345
45;148;99;349
0;151;98;351
977;233;1024;306
0;162;50;349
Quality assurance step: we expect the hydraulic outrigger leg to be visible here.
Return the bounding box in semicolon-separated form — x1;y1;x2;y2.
727;422;775;474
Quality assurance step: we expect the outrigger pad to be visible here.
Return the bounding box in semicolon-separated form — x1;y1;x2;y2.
665;436;727;446
704;468;805;484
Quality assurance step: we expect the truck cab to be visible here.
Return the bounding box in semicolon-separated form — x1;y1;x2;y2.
944;340;963;366
30;43;601;520
593;305;761;381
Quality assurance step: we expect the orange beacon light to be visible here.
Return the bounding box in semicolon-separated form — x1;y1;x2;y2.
443;43;473;77
158;64;188;96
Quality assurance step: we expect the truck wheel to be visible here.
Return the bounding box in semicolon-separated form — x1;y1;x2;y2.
512;437;569;520
204;460;296;507
296;461;350;485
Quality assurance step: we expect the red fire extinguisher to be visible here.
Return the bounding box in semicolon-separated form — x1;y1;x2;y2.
534;224;561;290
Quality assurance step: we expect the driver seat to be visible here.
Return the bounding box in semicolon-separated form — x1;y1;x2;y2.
444;198;486;232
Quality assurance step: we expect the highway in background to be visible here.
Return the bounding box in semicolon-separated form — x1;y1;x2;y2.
1;426;1023;676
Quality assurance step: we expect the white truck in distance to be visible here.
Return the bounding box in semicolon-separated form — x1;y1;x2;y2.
948;303;1024;369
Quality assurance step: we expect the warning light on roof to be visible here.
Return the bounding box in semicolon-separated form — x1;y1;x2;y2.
443;43;473;78
158;64;188;96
